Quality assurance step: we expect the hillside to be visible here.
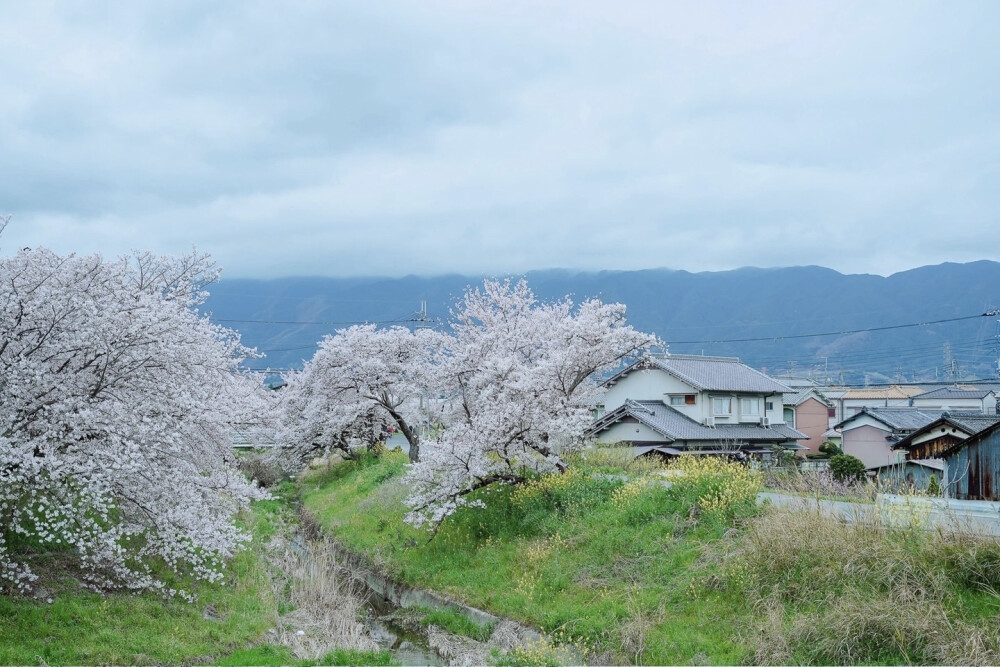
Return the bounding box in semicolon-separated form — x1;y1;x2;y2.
204;262;1000;384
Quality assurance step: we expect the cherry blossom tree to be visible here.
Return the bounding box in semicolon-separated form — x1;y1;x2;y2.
281;279;654;530
0;239;268;595
403;279;657;529
280;324;444;464
277;371;394;469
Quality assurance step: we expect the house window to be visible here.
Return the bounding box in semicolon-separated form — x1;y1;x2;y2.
784;407;795;425
669;394;696;406
828;407;837;418
712;397;732;415
766;401;774;411
741;398;760;416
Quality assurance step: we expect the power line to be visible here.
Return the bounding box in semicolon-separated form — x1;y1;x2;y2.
214;316;417;326
668;313;989;344
257;344;319;353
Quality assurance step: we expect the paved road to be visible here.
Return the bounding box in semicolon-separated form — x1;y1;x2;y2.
758;491;1000;537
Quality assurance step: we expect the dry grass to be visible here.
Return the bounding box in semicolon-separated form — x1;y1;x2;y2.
749;593;1000;665
726;506;1000;665
618;591;664;664
270;537;379;660
763;467;875;500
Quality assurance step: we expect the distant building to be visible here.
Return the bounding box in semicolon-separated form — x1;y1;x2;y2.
910;386;998;413
922;420;1000;500
782;386;836;456
893;412;1000;461
589;355;807;460
834;407;953;469
837;385;925;417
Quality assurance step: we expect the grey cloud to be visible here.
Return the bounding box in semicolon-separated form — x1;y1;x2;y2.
3;1;1000;279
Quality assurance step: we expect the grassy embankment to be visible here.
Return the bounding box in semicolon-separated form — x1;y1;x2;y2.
302;449;1000;666
0;482;394;666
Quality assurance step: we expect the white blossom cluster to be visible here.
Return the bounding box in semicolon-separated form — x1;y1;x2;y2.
283;279;655;530
0;243;269;595
278;324;443;467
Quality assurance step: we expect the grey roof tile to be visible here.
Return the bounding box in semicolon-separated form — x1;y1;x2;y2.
942;413;1000;434
783;389;832;407
607;354;791;393
591;399;806;444
914;387;996;400
838;407;983;432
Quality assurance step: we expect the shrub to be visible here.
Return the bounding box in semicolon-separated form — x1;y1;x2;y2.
509;469;620;520
829;454;866;484
668;455;762;522
927;474;942;497
818;441;843;457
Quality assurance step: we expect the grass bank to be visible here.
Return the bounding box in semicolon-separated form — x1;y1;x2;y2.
302;450;1000;666
0;482;394;666
301;452;758;665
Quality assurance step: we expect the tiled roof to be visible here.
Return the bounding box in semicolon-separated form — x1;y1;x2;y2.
590;399;806;444
914;387;996;400
783;389;832;407
837;407;960;431
870;459;945;472
939;413;1000;434
607;354;790;393
841;385;925;400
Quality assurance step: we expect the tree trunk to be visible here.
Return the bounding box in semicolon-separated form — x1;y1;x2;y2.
384;406;420;462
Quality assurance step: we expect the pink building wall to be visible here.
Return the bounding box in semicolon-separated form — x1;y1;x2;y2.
796;397;831;455
842;424;902;469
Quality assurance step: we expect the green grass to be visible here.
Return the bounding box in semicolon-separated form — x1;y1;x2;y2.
0;483;293;666
302;451;1000;666
413;605;494;642
214;645;396;666
301;452;753;665
0;528;277;665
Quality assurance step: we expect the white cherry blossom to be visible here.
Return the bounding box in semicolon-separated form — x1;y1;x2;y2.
0;239;269;595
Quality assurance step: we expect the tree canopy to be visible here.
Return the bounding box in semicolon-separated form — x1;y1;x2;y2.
0;236;268;595
283;278;656;529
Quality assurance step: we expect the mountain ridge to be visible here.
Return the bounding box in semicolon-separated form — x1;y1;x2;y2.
204;261;1000;384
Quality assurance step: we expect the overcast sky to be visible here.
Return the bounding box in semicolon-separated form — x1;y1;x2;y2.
2;1;998;279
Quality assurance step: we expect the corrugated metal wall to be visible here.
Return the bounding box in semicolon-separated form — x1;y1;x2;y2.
947;430;1000;500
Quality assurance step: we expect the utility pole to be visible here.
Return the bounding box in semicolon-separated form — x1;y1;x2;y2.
994;313;1000;379
415;300;430;330
414;300;431;440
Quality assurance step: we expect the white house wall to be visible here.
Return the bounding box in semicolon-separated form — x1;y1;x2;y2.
911;397;994;413
603;369;788;426
842;398;911;415
596;421;667;445
602;370;694;411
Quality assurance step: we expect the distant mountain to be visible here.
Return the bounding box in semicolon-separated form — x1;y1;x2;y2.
204;262;1000;385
